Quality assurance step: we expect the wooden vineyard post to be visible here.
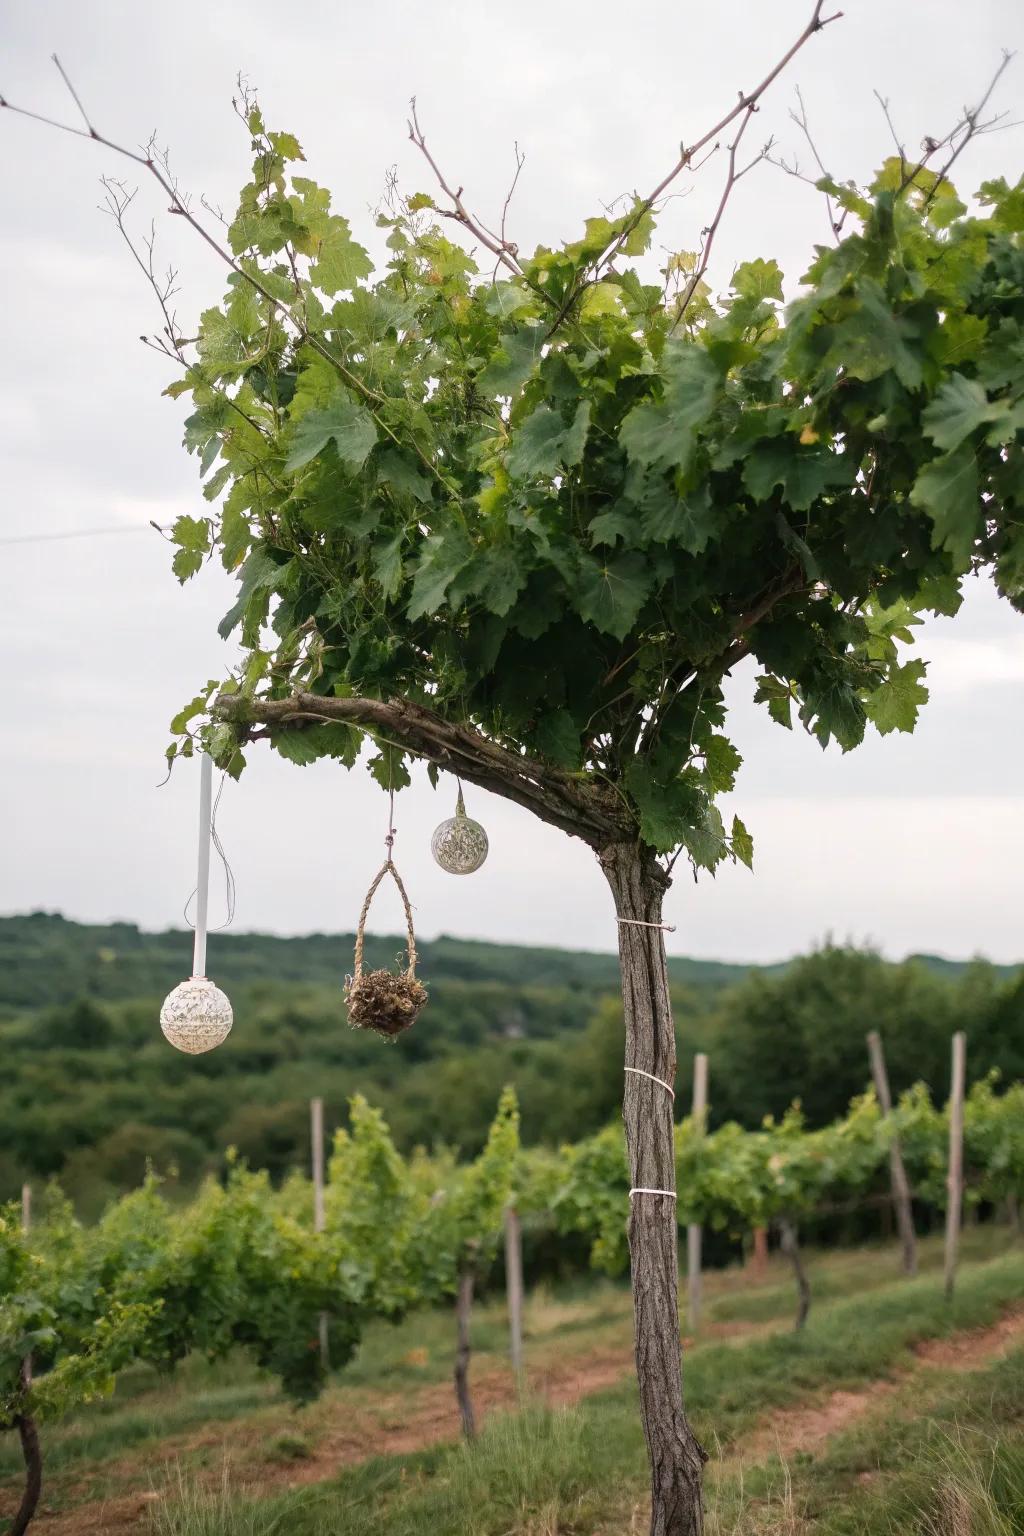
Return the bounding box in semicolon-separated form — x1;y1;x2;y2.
750;1226;769;1276
867;1030;918;1276
944;1032;966;1301
310;1097;329;1369
504;1205;524;1385
686;1053;708;1334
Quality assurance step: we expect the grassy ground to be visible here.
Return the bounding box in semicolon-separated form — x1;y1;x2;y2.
1;1225;1021;1534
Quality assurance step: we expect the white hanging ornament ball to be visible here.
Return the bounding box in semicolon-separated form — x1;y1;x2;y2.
431;786;489;875
160;976;233;1055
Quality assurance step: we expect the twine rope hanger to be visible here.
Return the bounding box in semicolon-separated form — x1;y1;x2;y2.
351;782;419;984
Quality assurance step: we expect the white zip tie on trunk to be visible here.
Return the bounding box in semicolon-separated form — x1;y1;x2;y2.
620;923;677;1201
624;1066;676;1100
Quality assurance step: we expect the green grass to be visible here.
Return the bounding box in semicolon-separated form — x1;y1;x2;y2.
148;1407;616;1536
720;1346;1024;1534
0;1370;280;1484
144;1238;1024;1536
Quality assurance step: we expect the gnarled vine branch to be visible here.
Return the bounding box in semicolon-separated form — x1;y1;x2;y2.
215;690;631;847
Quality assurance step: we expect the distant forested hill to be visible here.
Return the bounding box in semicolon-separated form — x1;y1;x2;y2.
2;913;1020;1216
0;910;764;1010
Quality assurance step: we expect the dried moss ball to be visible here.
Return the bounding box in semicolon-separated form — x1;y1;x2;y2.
345;969;427;1039
160;976;233;1054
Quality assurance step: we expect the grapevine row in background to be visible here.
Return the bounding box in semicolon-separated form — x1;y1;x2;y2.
2;1075;1023;1535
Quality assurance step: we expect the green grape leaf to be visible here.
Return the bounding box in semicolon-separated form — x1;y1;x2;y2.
641;481;715;553
743;442;853;512
170;515;211;583
909;447;980;568
923;373;1004;451
310;216;374;295
407;529;473;620
477;325;545;396
619;345;719;472
285;394;378;472
535;709;582;767
864;658;929;735
372;532;405;600
508;401;590;478
800;678;866;752
575;552;651;639
731;814;754;869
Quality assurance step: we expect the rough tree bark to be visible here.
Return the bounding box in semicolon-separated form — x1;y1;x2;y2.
454;1257;476;1440
601;841;706;1536
778;1218;811;1331
11;1364;42;1536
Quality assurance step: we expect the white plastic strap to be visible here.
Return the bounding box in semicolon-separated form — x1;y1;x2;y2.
618;917;677;933
192;753;213;979
629;1188;677;1199
624;1066;676;1100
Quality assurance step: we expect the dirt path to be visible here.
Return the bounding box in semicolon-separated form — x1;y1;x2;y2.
24;1307;1024;1534
731;1305;1024;1468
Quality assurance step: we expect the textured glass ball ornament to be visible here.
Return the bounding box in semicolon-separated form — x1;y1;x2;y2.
431;786;489;875
160;976;233;1055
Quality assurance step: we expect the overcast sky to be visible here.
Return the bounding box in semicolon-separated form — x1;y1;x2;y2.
2;0;1022;965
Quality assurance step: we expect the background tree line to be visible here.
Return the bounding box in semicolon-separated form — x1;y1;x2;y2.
2;913;1021;1216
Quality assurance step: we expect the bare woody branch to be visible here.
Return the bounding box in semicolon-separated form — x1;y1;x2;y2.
407;100;525;279
766;86;843;241
668;111;774;331
918;49;1017;197
770;53;1017;247
541;0;843;334
489;140;526;283
100;178;188;360
616;1;842;250
882;50;1016;201
0;59;457;498
499;140;525;253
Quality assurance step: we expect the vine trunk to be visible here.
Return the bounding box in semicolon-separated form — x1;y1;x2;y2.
778;1218;811;1331
454;1258;476;1440
601;841;706;1536
11;1400;41;1536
